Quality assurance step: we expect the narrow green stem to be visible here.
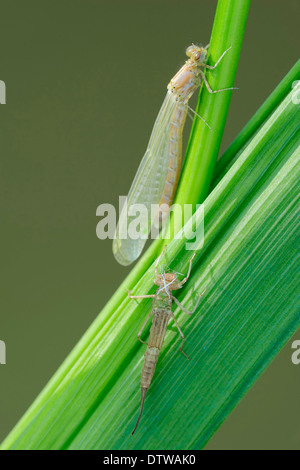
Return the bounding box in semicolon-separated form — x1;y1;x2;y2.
136;0;251;259
174;0;251;213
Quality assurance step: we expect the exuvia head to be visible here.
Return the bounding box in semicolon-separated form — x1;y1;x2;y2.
154;272;182;291
186;44;208;64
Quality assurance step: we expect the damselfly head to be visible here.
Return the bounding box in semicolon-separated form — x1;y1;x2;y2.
186;44;207;64
154;272;181;290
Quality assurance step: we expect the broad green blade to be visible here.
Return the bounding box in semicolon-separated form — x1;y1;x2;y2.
2;74;299;450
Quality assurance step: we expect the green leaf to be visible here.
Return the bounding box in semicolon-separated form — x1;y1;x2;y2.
1;62;299;449
214;59;300;183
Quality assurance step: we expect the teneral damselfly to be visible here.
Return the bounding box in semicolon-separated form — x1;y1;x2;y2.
113;44;234;266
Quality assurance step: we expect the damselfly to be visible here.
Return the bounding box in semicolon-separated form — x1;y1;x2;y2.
113;44;235;266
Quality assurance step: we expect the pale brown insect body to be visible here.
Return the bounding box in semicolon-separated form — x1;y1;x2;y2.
113;44;236;266
128;250;205;435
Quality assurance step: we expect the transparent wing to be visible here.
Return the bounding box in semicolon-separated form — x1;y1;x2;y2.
113;92;179;266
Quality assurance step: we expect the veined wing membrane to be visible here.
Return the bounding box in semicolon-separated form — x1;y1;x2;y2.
113;92;179;266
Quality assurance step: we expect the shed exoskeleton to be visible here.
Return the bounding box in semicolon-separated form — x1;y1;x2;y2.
128;248;206;435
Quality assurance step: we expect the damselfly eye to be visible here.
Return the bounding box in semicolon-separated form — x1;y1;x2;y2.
186;45;195;57
194;51;201;61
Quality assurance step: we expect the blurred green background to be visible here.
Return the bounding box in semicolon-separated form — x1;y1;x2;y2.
0;0;299;450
